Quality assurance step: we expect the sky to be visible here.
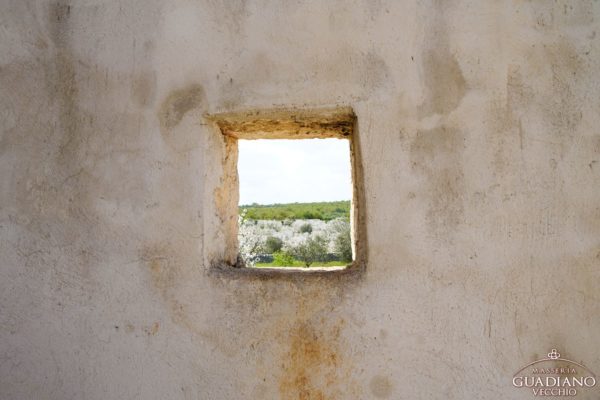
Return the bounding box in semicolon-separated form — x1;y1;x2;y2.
237;138;352;205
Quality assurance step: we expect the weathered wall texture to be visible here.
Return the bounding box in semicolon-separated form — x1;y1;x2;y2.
1;1;599;399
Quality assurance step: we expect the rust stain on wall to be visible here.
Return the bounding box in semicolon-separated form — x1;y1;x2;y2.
278;319;348;400
143;321;160;336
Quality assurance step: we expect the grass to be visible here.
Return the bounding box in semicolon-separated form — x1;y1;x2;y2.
239;200;350;221
254;260;348;268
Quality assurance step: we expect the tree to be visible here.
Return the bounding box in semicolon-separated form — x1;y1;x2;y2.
264;236;283;253
238;209;262;266
291;235;328;267
334;228;352;262
299;223;313;234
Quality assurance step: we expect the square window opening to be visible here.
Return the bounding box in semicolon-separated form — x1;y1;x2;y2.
206;107;366;274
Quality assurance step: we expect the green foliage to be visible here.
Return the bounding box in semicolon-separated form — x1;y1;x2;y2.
272;251;295;266
239;201;350;221
291;235;328;267
334;228;352;262
264;236;283;253
299;223;313;234
301;211;322;219
255;259;346;268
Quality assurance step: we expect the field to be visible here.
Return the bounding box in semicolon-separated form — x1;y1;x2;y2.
239;200;350;221
238;202;353;268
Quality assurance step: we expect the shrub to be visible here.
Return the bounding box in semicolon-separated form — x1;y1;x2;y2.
334;228;352;262
273;251;295;266
299;223;313;234
264;236;283;253
301;211;323;219
291;235;328;267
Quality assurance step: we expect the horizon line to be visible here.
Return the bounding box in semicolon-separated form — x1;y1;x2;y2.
239;199;351;207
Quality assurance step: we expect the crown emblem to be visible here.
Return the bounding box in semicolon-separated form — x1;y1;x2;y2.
548;349;560;360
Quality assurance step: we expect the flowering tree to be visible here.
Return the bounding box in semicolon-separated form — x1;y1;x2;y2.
238;209;263;266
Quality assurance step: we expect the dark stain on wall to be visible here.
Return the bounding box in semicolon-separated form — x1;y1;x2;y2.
158;84;206;130
49;1;81;164
418;0;467;117
419;50;466;117
544;39;586;137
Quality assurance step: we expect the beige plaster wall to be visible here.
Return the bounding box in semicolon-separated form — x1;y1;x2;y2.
1;1;599;399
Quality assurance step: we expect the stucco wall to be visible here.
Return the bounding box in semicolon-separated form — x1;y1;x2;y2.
1;1;599;399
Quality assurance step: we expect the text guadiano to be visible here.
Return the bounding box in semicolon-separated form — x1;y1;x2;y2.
512;349;597;397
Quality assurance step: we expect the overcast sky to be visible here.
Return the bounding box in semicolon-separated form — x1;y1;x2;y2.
238;139;352;205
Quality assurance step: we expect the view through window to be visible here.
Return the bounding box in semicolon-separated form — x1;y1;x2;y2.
237;138;353;269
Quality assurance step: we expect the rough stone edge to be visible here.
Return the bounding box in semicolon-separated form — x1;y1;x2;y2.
205;106;355;139
208;259;366;283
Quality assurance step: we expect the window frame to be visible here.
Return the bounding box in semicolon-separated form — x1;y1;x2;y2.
205;107;367;275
